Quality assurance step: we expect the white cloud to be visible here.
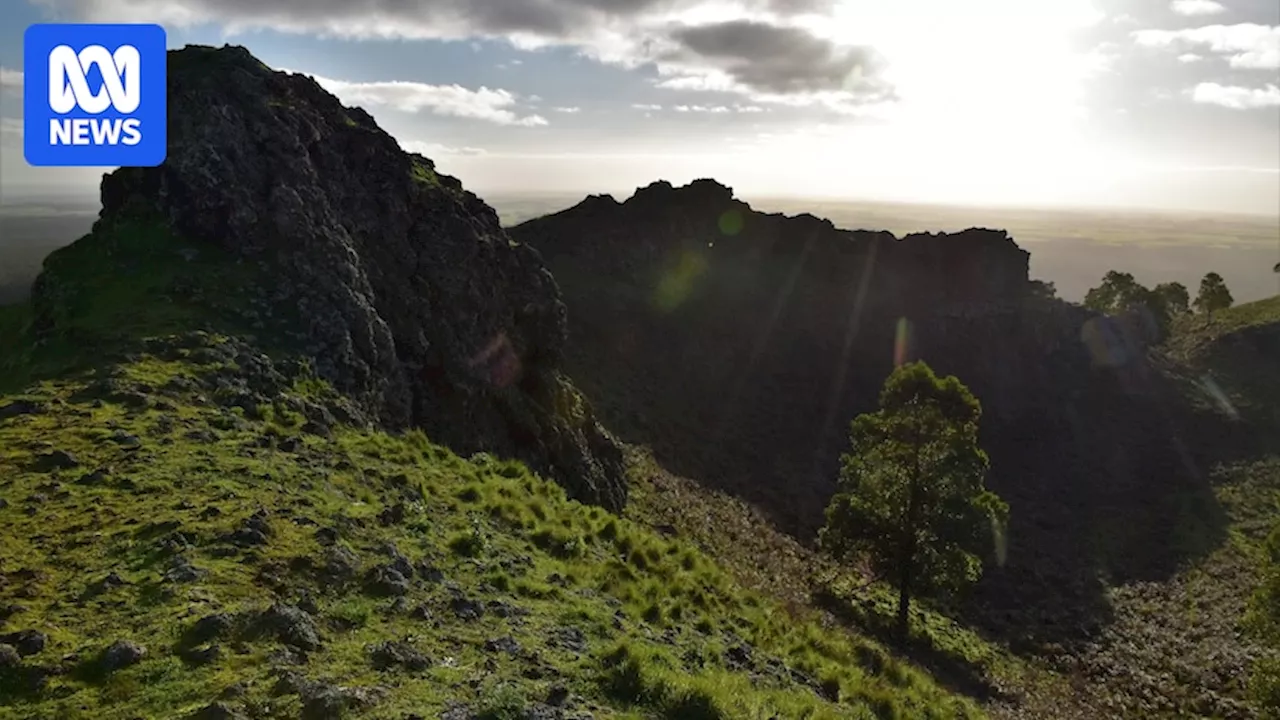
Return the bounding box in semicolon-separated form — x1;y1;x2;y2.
674;104;732;113
1170;0;1226;16
1133;23;1280;70
736;105;765;112
1177;53;1202;62
631;103;663;111
0;67;22;90
1190;82;1280;108
1228;46;1280;69
400;140;487;156
288;71;548;126
553;106;581;113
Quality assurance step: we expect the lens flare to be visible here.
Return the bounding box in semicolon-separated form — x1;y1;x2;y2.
894;317;914;366
718;209;744;236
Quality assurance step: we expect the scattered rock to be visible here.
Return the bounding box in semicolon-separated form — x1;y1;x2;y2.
253;603;321;651
272;669;311;696
483;636;522;655
321;546;361;584
0;643;21;669
363;566;410;598
489;601;528;620
160;532;194;553
108;431;143;450
34;450;79;472
552;627;588;654
450;597;485;622
188;613;235;645
100;639;147;672
0;604;28;625
725;644;754;671
299;682;388;720
0;629;47;657
417;563;445;584
164;555;205;583
85;571;129;597
368;640;430;672
546;684;570;707
384;544;414;578
185;429;217;443
378;503;406;526
75;468;111;486
0;400;44;419
224;509;273;547
181;644;221;666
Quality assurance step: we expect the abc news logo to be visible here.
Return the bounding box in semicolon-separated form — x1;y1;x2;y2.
48;44;144;146
24;23;167;167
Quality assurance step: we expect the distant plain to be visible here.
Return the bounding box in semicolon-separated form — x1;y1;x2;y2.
2;191;1277;306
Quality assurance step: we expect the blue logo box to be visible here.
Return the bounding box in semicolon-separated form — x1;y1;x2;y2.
23;23;167;167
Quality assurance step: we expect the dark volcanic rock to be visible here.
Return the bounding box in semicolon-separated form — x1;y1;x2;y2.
0;630;46;657
100;639;147;672
67;44;625;511
510;178;1214;655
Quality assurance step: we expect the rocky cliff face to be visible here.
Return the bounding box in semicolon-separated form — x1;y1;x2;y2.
57;45;625;510
511;179;1211;646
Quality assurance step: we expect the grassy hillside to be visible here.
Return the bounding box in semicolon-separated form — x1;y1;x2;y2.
0;221;980;719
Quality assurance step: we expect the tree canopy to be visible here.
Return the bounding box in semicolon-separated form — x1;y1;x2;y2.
819;361;1008;643
1194;272;1234;317
1083;271;1190;336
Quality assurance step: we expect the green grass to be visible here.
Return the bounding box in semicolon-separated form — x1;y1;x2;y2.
0;219;980;718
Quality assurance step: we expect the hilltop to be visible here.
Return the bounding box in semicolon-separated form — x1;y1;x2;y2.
0;44;981;720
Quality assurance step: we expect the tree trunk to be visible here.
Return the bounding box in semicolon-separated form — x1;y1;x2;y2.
897;424;923;648
896;551;912;647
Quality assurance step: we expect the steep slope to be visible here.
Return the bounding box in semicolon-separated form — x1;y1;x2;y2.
0;45;982;719
84;44;624;512
510;181;1232;677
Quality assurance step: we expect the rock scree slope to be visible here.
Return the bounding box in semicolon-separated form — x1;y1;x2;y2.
79;44;625;512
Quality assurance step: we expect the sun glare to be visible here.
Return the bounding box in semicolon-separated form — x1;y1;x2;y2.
786;0;1111;204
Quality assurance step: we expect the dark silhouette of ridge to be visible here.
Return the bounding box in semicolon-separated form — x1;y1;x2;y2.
511;179;1231;652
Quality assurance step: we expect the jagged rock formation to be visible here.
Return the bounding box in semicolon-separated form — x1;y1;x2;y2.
511;179;1217;649
37;45;625;511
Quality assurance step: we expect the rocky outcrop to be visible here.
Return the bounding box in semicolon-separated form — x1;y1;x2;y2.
45;44;625;510
511;179;1214;648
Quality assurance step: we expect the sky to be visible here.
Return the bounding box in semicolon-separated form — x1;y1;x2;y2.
0;0;1278;215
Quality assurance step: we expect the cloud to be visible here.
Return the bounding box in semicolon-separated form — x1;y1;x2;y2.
35;0;891;104
674;104;731;112
289;71;548;126
553;106;581;113
1178;52;1203;61
1190;81;1280;108
1170;0;1226;16
631;103;663;111
0;67;22;90
400;140;487;156
658;19;890;101
1132;23;1280;69
672;103;764;113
